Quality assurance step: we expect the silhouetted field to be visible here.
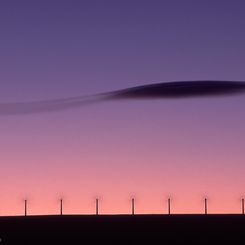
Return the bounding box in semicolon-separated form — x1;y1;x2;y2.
0;214;244;244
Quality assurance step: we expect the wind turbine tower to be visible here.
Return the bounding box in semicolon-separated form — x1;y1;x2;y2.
132;198;135;215
242;198;244;215
204;198;208;215
96;198;99;215
24;199;27;216
60;199;63;216
168;198;171;215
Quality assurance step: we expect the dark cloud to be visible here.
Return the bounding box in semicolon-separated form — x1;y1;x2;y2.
108;81;245;99
0;81;245;115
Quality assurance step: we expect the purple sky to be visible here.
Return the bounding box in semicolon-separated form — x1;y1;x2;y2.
0;0;245;215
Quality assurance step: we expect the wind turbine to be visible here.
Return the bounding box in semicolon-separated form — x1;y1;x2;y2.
241;198;244;215
96;198;99;215
167;198;171;215
24;199;27;216
60;198;63;216
131;198;135;215
204;198;208;215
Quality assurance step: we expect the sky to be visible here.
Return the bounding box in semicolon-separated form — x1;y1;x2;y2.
0;0;245;215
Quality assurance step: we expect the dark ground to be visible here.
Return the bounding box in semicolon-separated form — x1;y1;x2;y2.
0;214;244;244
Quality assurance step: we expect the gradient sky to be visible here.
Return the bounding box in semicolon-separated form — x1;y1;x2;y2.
1;0;245;215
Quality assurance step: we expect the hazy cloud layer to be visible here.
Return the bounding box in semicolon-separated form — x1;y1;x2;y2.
1;81;245;115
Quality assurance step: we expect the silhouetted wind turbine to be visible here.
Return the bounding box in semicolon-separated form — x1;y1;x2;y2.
204;198;208;215
242;198;244;215
168;198;171;215
131;198;135;215
24;199;27;216
60;199;63;216
96;198;99;215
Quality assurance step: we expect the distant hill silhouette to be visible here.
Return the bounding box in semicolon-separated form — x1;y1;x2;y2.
0;214;245;244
